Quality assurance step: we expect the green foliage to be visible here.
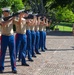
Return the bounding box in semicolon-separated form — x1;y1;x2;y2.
22;0;31;10
55;7;74;22
49;23;55;30
45;0;74;9
11;0;24;13
0;0;24;13
55;0;73;7
0;8;2;16
0;0;74;23
0;0;13;7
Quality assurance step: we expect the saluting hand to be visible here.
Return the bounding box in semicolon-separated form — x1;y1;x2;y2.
43;17;46;20
40;21;44;25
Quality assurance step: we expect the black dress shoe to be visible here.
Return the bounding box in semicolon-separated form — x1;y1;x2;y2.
12;70;17;74
0;70;3;73
36;52;41;55
41;50;45;52
44;48;48;50
22;63;29;66
32;55;37;58
28;59;34;62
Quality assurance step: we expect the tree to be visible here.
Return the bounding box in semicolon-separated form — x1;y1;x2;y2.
0;0;24;13
0;0;13;8
0;0;14;15
11;0;24;13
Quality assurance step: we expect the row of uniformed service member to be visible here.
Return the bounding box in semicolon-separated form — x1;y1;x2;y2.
0;7;50;74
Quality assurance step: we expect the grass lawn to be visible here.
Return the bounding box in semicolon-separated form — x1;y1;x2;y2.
54;22;73;32
54;25;72;32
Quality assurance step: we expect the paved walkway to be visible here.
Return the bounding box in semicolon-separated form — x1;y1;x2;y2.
1;31;74;75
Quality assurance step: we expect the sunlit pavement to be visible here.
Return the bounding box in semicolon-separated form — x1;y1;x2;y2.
1;31;74;75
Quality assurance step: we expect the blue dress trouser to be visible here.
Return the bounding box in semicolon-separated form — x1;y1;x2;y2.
43;31;46;49
39;31;45;51
0;35;16;71
15;34;22;61
39;31;40;49
35;31;40;53
16;33;27;64
31;30;36;56
18;42;24;61
26;30;32;60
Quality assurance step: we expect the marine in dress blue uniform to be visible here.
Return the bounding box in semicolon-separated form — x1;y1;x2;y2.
39;17;46;52
43;18;49;50
26;17;34;61
31;15;37;57
35;16;41;54
0;7;17;73
14;11;29;66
